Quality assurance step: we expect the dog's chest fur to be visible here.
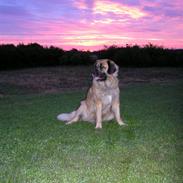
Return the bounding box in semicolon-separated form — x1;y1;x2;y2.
99;87;116;106
92;78;119;104
102;95;112;106
106;95;112;103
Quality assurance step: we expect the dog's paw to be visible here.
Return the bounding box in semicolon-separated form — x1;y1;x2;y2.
95;124;102;129
118;121;127;126
66;121;73;125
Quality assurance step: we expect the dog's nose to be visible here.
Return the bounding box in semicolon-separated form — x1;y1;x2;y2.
100;64;104;70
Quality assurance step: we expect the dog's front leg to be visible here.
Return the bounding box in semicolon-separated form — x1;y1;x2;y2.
112;101;126;126
95;101;102;129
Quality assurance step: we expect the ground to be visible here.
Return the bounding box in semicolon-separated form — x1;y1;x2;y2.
0;66;183;95
0;67;182;183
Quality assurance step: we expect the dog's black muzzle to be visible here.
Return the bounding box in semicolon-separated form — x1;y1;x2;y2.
92;69;107;81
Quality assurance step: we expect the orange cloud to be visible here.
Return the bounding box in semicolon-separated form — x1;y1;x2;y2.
60;32;134;46
93;0;146;19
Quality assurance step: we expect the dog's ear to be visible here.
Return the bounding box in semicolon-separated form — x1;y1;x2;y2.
107;60;116;74
93;62;99;76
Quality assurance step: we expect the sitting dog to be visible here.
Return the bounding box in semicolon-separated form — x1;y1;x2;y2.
57;59;126;129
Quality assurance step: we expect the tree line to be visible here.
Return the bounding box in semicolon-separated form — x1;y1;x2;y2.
0;43;182;70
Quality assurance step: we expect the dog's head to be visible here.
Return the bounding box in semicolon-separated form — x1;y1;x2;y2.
93;59;118;81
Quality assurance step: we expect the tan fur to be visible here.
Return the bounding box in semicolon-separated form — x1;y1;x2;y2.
57;59;126;129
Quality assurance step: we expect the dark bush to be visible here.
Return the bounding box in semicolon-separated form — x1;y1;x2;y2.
0;43;64;70
0;43;182;70
95;44;183;67
59;49;92;65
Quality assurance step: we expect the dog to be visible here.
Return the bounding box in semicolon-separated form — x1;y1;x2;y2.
57;59;126;129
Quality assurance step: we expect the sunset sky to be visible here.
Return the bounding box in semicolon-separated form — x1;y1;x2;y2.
0;0;182;50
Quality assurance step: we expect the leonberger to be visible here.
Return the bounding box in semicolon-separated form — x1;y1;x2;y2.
57;59;126;129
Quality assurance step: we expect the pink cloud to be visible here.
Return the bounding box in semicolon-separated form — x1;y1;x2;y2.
0;0;183;50
73;0;88;10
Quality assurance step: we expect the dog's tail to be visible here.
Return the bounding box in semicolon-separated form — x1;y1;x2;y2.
57;111;76;122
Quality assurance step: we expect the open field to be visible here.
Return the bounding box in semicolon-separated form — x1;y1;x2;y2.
0;66;183;95
0;67;183;182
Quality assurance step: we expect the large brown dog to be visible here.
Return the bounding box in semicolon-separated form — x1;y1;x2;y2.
57;59;126;129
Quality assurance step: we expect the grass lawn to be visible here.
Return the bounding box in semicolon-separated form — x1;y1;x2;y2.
0;82;182;183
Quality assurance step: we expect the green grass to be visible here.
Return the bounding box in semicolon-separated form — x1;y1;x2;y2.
0;82;182;183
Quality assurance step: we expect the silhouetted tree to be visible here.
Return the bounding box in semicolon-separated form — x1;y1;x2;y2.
0;43;182;70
